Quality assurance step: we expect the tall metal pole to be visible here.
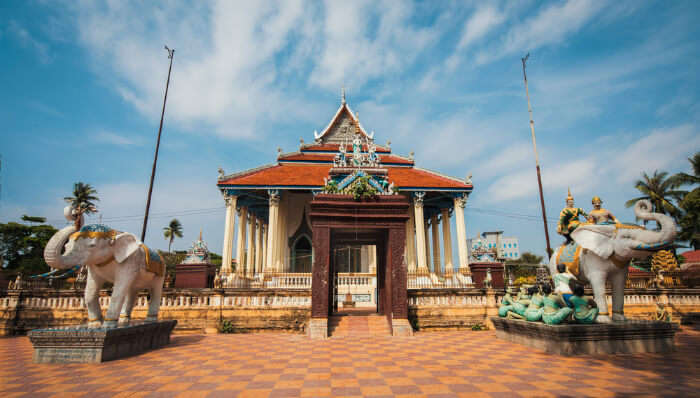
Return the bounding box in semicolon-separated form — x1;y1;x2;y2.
521;53;552;257
141;46;175;242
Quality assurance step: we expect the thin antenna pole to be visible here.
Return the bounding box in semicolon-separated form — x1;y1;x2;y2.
521;54;552;257
141;46;175;243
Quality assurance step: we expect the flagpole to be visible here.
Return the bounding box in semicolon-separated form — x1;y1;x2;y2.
141;46;175;243
521;53;552;257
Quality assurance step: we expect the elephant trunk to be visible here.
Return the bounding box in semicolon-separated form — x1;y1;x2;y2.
628;199;677;244
44;225;79;270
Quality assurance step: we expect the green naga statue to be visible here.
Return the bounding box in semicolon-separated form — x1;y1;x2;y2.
498;286;526;317
541;284;573;325
570;285;599;324
505;286;536;320
524;287;545;322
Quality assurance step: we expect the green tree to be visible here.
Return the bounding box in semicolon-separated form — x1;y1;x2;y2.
670;152;700;187
63;182;99;229
505;251;543;280
163;218;183;252
0;221;57;274
672;153;700;249
21;215;46;225
625;171;686;219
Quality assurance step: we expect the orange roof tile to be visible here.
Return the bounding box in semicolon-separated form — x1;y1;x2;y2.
218;163;470;190
388;167;471;189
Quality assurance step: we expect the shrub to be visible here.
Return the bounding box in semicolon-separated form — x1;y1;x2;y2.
219;320;235;334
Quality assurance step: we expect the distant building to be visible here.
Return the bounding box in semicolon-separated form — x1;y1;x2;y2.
468;231;520;262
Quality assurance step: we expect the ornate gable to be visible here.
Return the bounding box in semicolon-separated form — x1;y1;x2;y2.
314;101;372;145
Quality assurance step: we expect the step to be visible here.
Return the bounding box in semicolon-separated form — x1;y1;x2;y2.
328;314;391;337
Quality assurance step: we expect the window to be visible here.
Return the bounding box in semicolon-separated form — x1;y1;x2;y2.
291;236;312;273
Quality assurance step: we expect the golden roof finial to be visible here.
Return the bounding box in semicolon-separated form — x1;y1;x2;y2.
199;228;202;241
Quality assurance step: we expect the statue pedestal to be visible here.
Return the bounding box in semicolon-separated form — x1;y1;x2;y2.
491;317;678;355
28;320;177;363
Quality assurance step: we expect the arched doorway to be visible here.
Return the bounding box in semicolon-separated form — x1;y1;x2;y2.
291;235;312;273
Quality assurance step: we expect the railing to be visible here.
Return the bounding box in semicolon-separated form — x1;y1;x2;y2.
337;273;373;286
218;272;312;289
7;278;86;291
407;270;474;289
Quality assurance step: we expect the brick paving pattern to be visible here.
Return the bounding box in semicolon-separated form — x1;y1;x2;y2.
1;327;698;397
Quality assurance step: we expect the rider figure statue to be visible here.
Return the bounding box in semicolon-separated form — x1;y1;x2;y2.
557;188;588;244
587;196;617;224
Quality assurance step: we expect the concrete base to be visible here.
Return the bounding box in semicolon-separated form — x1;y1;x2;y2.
491;317;678;355
391;318;414;336
28;320;177;363
308;318;328;339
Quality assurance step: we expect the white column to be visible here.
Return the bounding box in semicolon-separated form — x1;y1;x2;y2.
221;195;237;274
424;224;431;272
441;208;454;273
255;218;263;275
369;246;377;274
405;202;417;272
431;214;441;275
413;192;428;272
246;213;255;276
261;224;267;272
454;194;470;273
266;191;279;272
236;206;248;275
276;194;286;272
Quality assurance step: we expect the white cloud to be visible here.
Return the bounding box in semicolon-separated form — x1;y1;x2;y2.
476;0;605;65
457;6;505;51
7;21;51;63
308;0;439;90
93;131;144;147
481;123;700;203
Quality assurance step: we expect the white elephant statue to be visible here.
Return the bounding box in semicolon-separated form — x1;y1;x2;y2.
548;199;677;323
44;206;165;328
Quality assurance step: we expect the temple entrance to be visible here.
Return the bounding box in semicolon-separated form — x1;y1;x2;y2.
329;238;382;316
309;194;412;338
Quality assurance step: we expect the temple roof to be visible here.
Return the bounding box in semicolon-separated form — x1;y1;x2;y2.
217;95;473;194
218;163;471;191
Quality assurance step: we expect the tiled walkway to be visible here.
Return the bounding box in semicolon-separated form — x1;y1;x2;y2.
1;327;699;397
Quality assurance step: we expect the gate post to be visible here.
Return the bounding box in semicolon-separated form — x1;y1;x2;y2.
309;226;330;339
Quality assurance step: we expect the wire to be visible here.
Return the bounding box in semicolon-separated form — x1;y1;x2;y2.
42;204;562;227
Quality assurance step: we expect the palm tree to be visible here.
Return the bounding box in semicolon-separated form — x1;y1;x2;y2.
625;171;686;218
63;182;99;230
163;219;183;253
670;152;700;187
671;152;700;249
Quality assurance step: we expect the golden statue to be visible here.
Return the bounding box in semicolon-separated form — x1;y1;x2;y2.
557;188;588;243
587;196;617;224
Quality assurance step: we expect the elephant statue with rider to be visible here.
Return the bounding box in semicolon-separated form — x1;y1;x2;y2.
44;206;165;328
548;199;677;323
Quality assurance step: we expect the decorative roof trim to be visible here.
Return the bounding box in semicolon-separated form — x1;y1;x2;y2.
219;184;323;190
316;103;370;141
413;166;473;187
217;163;278;185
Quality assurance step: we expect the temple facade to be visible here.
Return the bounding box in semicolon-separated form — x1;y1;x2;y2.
217;94;474;336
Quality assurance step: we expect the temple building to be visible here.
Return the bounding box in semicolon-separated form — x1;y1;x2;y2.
217;94;473;337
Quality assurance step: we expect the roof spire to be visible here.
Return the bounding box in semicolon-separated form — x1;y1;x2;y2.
341;85;346;105
199;228;203;241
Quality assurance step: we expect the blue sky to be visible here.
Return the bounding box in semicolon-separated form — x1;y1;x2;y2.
1;0;699;260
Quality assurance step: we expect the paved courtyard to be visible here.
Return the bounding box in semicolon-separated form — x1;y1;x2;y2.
1;327;699;398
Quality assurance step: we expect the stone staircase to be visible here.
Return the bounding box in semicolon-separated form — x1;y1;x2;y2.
328;311;391;337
